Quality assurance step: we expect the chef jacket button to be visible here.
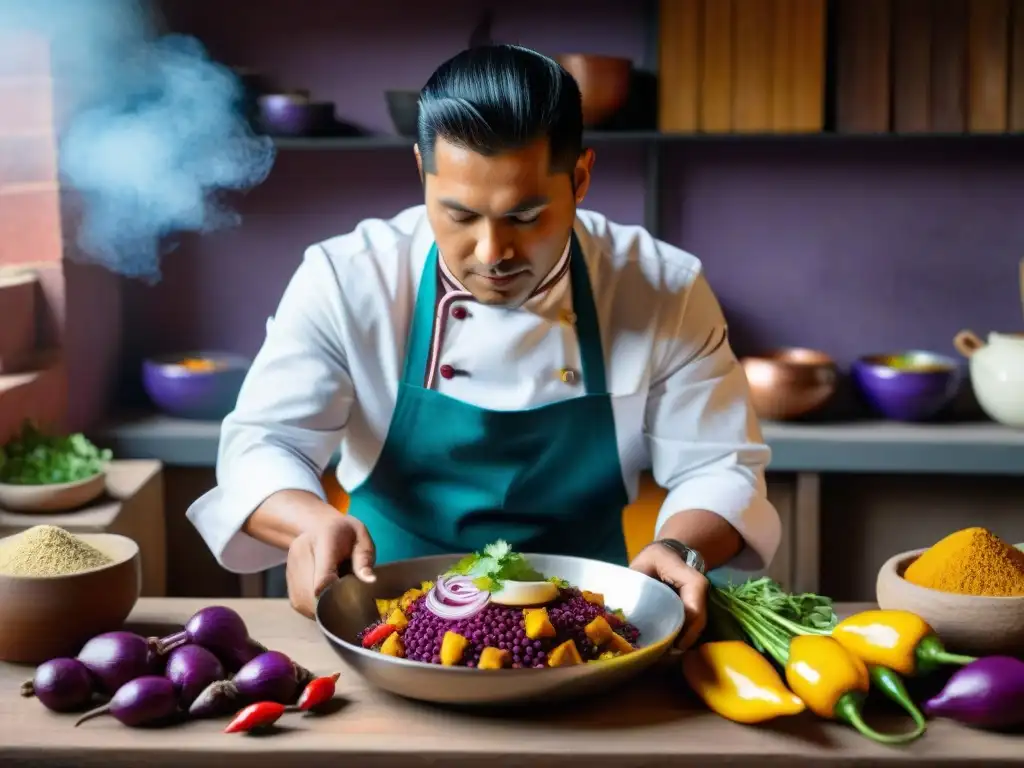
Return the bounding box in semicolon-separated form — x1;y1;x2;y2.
451;306;468;320
439;364;456;380
559;367;579;385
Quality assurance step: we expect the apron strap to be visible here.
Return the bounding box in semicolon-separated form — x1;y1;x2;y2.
567;232;608;396
403;234;608;395
401;245;440;386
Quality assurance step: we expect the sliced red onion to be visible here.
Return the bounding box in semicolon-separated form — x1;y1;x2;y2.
425;587;488;620
434;575;484;605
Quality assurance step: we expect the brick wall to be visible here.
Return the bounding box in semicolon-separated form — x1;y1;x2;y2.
0;33;69;444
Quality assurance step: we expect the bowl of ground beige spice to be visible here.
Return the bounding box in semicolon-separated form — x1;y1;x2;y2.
876;527;1024;656
0;525;141;663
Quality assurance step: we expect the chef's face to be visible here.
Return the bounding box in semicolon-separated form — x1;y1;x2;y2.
417;137;594;307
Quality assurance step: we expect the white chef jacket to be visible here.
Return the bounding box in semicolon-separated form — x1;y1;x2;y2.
187;205;781;574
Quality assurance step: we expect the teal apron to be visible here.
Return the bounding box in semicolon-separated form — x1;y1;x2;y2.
346;233;631;566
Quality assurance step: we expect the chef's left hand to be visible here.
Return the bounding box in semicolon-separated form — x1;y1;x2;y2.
630;544;709;652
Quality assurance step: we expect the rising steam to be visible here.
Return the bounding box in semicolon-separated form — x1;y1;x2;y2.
0;0;276;282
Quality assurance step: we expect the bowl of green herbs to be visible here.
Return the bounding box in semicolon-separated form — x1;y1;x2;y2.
0;423;112;512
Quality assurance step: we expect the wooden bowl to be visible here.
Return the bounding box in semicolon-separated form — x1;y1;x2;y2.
876;547;1024;656
0;471;106;513
740;348;838;421
555;54;632;126
0;533;141;663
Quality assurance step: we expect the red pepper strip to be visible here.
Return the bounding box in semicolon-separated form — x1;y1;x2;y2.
361;623;396;649
223;702;286;734
296;672;341;711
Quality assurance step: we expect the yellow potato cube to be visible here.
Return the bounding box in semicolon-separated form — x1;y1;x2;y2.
548;639;583;667
440;631;469;666
386;607;408;631
524;607;557;640
607;633;634;654
399;588;424;611
584;615;615;645
478;647;511;670
581;590;605;607
380;632;405;658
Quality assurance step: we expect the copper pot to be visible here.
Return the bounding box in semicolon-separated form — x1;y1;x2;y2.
555;54;632;126
741;348;838;421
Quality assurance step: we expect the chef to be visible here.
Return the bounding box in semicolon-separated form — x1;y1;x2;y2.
188;43;780;651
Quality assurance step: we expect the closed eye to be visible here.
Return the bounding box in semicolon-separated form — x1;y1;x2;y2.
446;208;543;225
510;210;542;225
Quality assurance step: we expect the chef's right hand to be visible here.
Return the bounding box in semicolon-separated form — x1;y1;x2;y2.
285;515;376;619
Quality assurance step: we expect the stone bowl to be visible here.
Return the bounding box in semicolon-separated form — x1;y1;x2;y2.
0;532;141;663
876;546;1024;656
0;472;106;513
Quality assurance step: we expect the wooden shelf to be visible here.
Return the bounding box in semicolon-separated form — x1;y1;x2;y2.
271;131;1024;150
94;411;1024;476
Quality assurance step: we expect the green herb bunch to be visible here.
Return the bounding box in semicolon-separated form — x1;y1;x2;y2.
0;421;112;486
707;577;837;664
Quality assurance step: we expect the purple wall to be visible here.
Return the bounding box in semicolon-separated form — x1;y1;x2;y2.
121;0;1024;402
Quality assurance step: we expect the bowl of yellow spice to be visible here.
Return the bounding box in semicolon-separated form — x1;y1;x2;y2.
876;527;1024;656
0;525;141;663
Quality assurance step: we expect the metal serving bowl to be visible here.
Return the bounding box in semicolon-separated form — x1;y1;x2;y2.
316;553;684;707
741;347;838;421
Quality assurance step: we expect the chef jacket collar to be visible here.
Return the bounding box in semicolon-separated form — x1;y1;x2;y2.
436;237;572;304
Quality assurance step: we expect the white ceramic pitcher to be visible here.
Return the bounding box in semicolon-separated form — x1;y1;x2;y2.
954;330;1024;428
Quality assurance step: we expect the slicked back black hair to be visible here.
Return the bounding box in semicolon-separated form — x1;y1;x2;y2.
417;44;584;175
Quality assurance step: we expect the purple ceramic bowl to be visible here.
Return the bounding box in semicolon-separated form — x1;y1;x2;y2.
258;93;336;137
142;352;251;421
851;351;962;422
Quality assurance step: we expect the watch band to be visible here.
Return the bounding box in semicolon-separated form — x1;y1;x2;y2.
653;538;706;575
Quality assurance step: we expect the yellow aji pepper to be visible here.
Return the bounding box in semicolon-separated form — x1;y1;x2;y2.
681;641;805;724
785;635;924;744
831;609;976;677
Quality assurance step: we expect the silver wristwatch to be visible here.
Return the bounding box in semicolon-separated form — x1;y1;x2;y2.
653;538;706;575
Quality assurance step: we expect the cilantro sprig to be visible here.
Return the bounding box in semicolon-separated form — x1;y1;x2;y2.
446;540;547;592
707;576;838;656
0;421;112;486
718;577;838;632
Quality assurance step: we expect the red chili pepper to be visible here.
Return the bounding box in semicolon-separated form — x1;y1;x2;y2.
296;672;341;711
223;701;286;734
361;623;396;648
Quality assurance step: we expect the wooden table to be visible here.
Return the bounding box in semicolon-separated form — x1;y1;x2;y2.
1;599;1020;767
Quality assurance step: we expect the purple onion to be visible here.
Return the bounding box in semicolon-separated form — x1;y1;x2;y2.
77;632;155;694
188;680;242;719
165;644;225;708
75;676;179;728
152;605;313;682
188;650;306;719
924;656;1024;730
21;658;95;712
152;605;249;660
232;650;299;702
